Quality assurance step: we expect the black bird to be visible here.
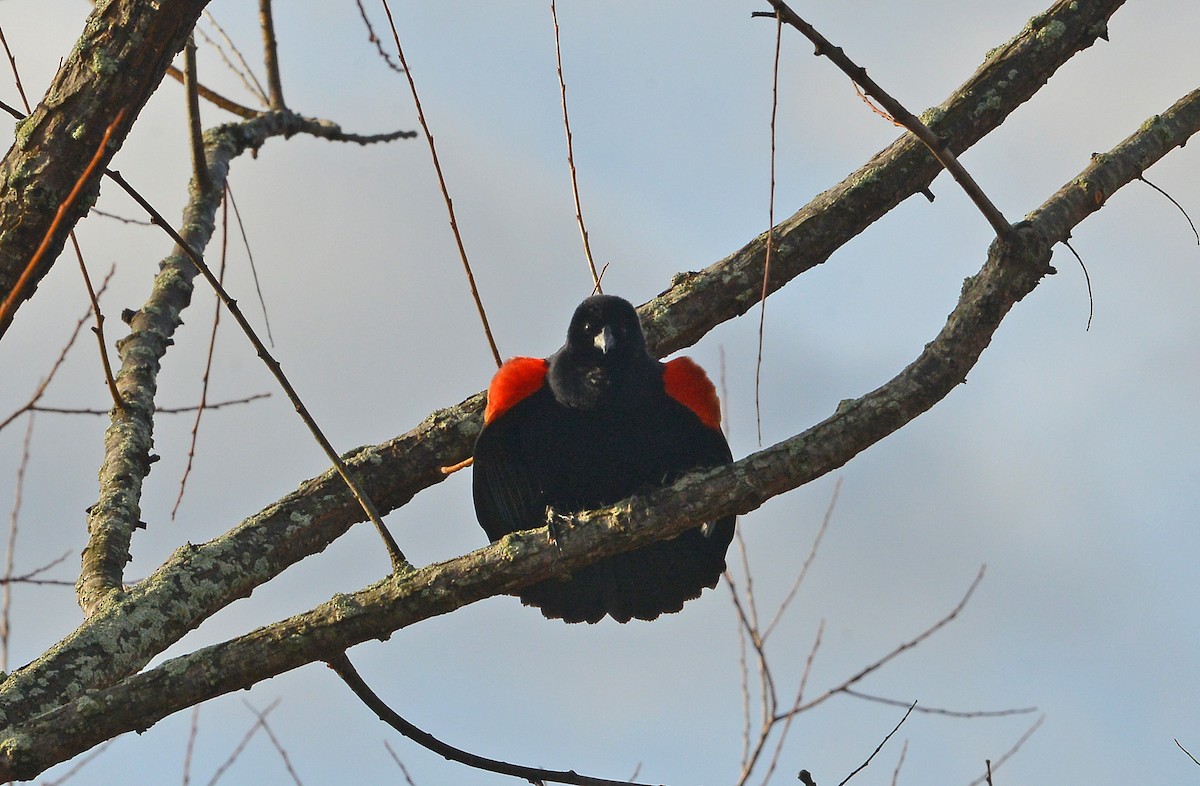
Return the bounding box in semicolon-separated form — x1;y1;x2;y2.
472;294;735;623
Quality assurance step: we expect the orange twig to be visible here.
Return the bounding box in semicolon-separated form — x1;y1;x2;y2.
0;109;126;330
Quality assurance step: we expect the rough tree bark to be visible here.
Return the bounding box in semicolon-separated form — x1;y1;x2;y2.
0;0;212;336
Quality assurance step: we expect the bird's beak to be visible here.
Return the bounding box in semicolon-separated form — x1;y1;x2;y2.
593;325;615;354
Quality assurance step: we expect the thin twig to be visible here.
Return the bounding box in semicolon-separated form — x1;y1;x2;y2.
1175;738;1200;767
551;0;602;294
259;0;286;109
1061;238;1094;330
184;37;210;194
199;11;270;106
758;619;825;786
383;741;418;786
788;566;986;718
2;415;34;672
173;186;230;520
1138;174;1199;244
755;10;781;446
889;739;907;786
377;0;503;368
836;701;917;786
32;393;269;417
966;715;1044;786
165;64;260;118
763;476;839;639
326;653;663;786
225;183;274;346
104;169;409;573
0;265;116;434
182;706;200;786
204;698;280;786
243;700;305;786
0;110;125;331
0;23;31;113
756;1;1015;240
88;207;155;226
352;0;405;74
68;233;122;410
842;688;1036;718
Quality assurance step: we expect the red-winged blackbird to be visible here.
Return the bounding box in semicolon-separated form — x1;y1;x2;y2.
472;294;735;623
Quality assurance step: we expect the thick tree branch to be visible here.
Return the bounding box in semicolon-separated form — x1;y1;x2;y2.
76;110;415;618
2;86;1197;778
638;0;1124;357
0;0;212;338
0;0;1127;731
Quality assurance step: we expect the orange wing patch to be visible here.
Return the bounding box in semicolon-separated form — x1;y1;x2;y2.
662;357;722;432
484;356;549;424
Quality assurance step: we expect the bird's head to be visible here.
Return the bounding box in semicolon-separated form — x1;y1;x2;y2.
565;294;650;366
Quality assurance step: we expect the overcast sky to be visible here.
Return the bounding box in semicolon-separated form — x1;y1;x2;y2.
1;1;1199;784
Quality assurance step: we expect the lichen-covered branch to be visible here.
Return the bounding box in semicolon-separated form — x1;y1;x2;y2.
0;0;212;337
0;0;1128;731
76;110;417;619
4;78;1198;782
638;0;1125;358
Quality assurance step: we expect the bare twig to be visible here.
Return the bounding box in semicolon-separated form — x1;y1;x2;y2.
105;169;409;573
326;653;663;786
204;698;280;786
758;619;824;786
182;707;200;786
259;0;286;109
841;688;1037;719
763;477;839;639
889;739;907;786
165;65;260;119
173;187;230;520
199;11;270;106
755;1;1014;240
184;37;210;194
244;700;305;786
2;414;34;672
67;233;122;410
352;0;405;74
550;0;602;293
88;207;155;226
32;394;269;417
383;741;418;786
836;702;917;786
0;265;116;434
1138;174;1200;244
0;24;31;113
0;110;125;331
790;567;986;718
755;10;782;446
377;0;503;368
1175;738;1200;767
966;716;1044;786
1060;238;1094;330
225;183;274;346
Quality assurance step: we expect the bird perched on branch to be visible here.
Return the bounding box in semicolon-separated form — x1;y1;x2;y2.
472;294;735;623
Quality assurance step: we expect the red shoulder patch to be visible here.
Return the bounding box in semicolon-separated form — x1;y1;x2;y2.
484;356;549;424
662;357;722;432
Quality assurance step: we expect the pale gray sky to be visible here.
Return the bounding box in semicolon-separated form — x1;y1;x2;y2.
1;1;1198;784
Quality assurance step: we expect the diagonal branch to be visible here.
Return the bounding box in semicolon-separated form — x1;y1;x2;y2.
4;86;1197;777
638;0;1124;358
0;0;212;338
75;110;415;617
759;0;1015;239
0;0;1135;730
